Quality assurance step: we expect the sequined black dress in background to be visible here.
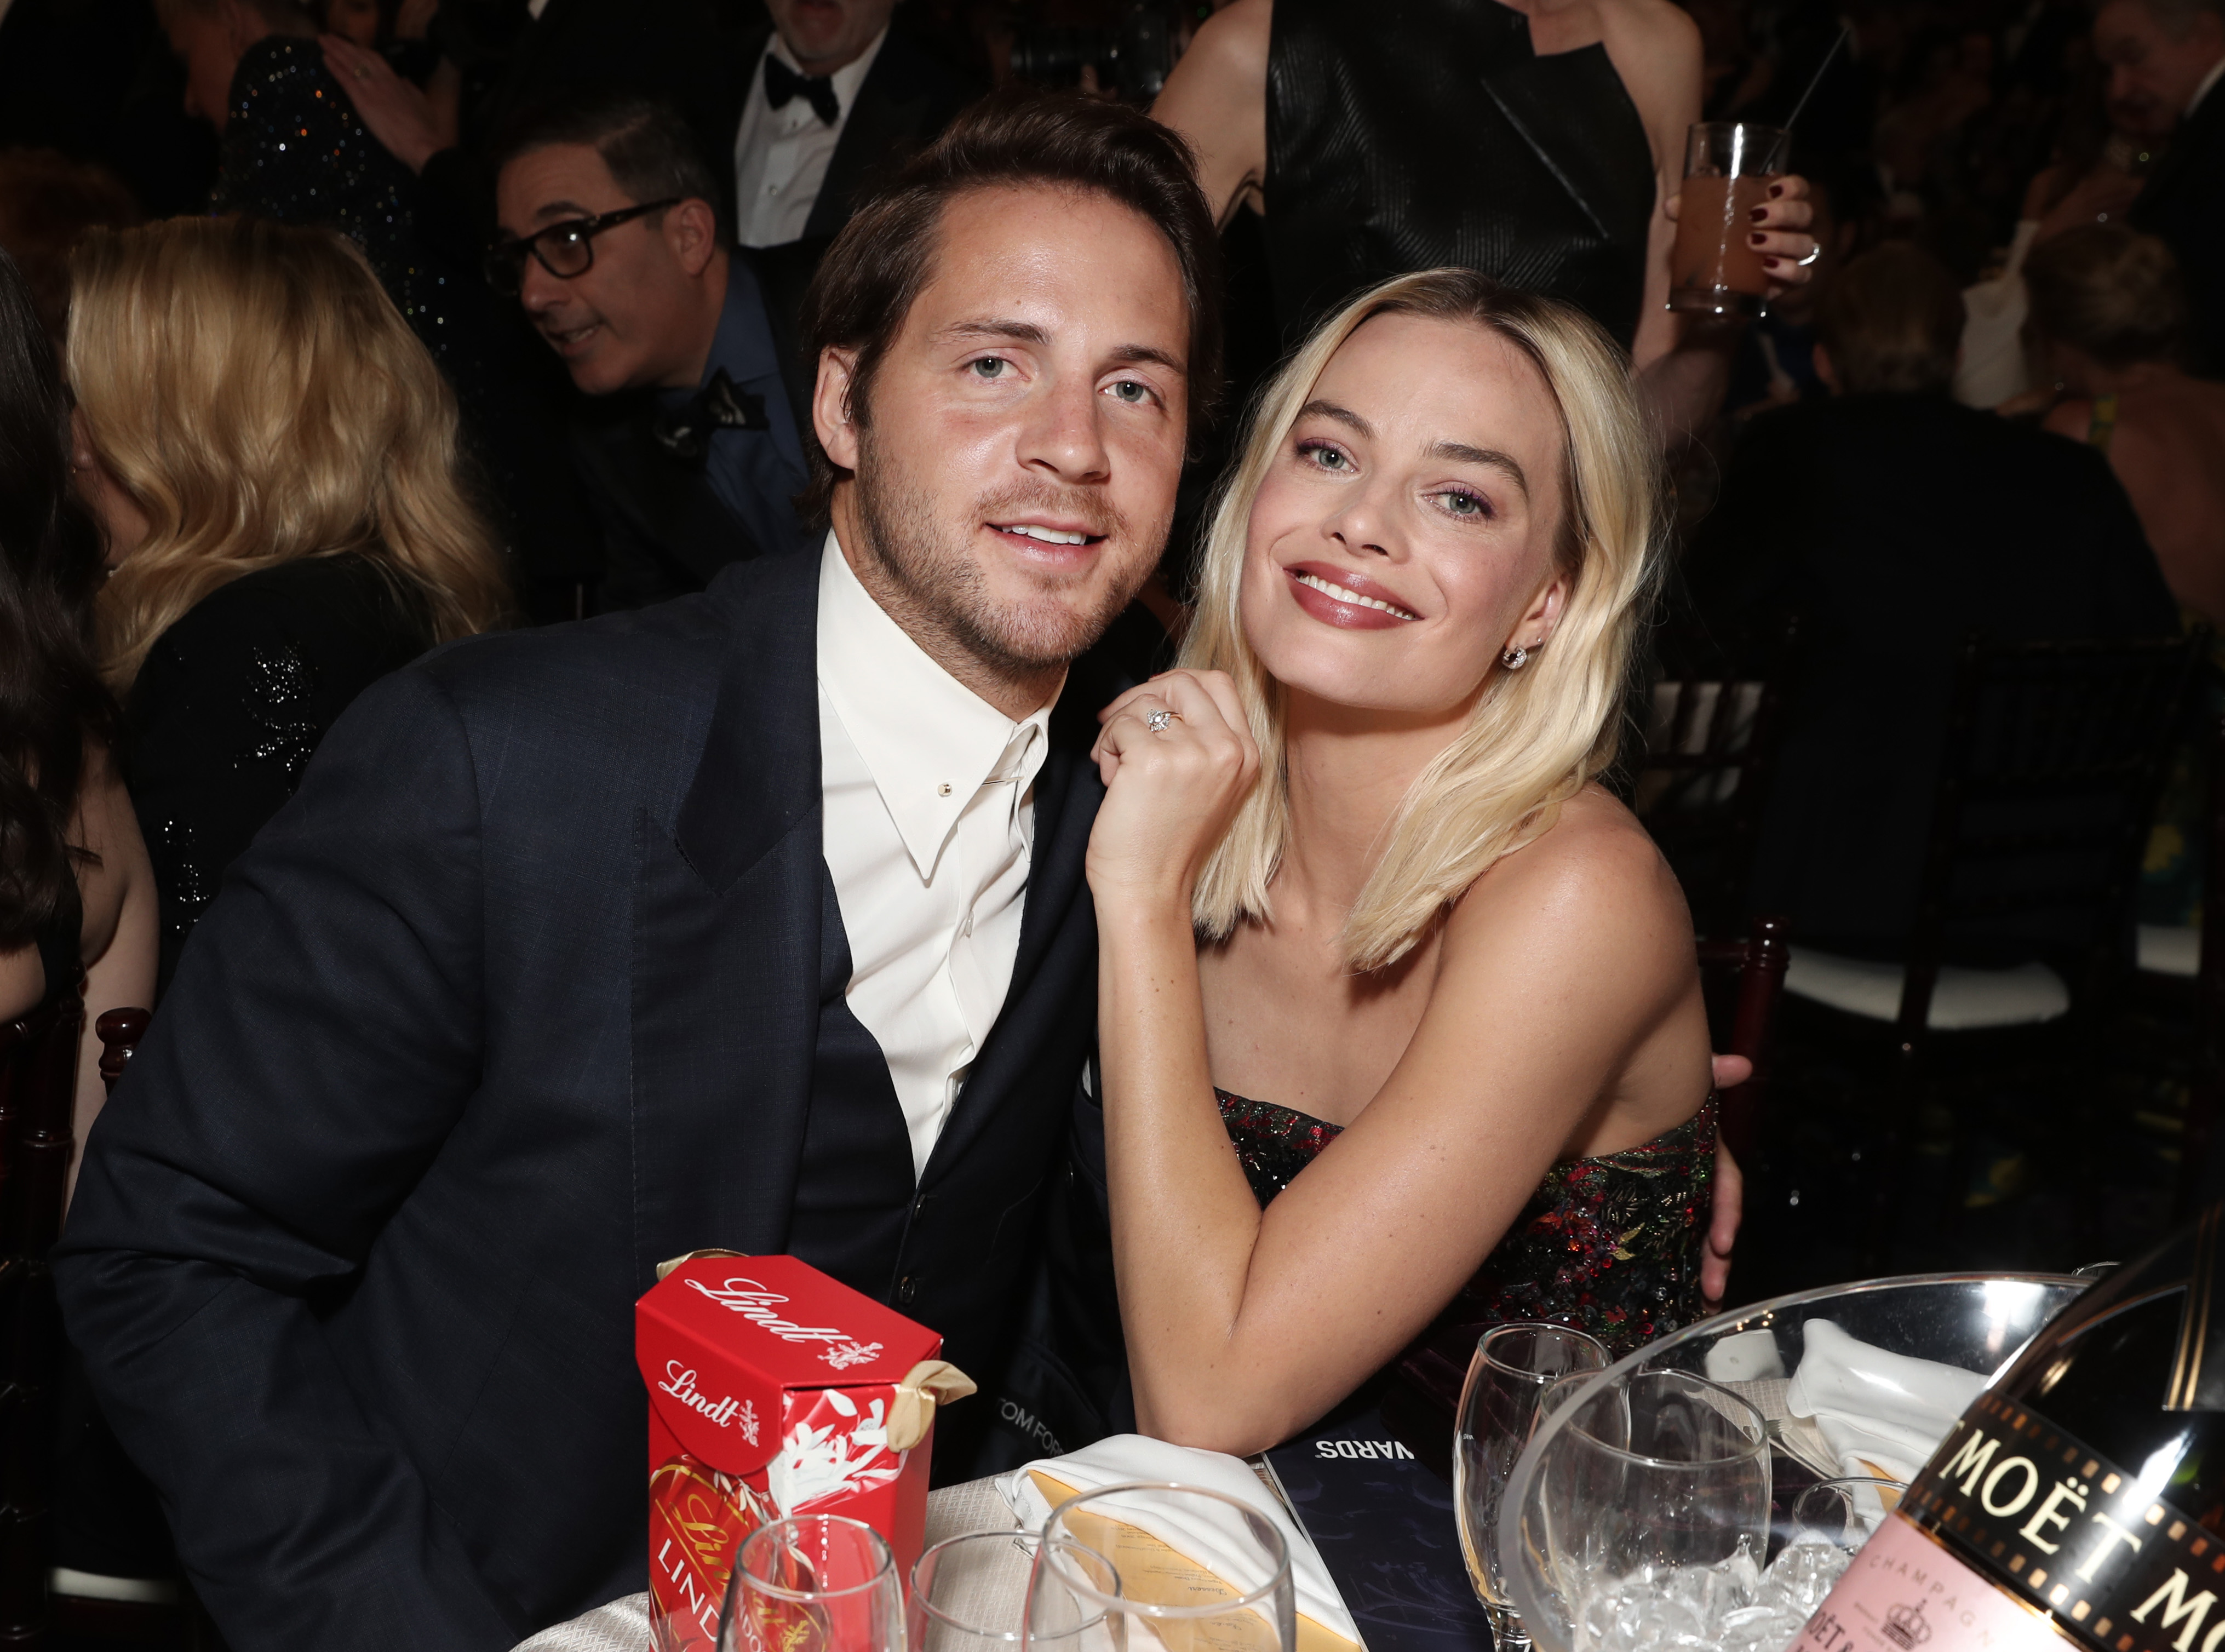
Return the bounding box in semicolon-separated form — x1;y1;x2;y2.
1264;0;1659;350
123;554;432;994
214;38;488;410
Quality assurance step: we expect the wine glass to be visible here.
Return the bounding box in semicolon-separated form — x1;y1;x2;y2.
1454;1323;1612;1652
1788;1476;1906;1553
718;1513;902;1652
911;1530;1109;1652
1531;1368;1773;1639
1029;1481;1295;1652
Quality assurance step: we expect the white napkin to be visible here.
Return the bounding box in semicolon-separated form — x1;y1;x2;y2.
1785;1320;1984;1482
997;1433;1360;1652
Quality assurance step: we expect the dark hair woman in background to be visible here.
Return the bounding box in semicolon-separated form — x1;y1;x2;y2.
0;246;155;1199
67;217;507;993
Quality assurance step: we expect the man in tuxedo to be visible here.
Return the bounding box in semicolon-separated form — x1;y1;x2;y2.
2101;0;2225;374
723;0;973;249
492;94;818;607
54;91;1220;1652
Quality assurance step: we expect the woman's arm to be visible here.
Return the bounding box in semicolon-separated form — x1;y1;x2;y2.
1089;679;1706;1454
68;751;157;1210
1150;0;1271;228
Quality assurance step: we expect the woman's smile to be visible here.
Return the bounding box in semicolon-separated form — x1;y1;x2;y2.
1283;561;1423;628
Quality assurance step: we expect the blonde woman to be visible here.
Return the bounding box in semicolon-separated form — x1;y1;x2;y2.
1086;269;1714;1456
68;216;507;991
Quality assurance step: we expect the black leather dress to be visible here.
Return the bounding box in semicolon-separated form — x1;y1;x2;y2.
1264;0;1658;351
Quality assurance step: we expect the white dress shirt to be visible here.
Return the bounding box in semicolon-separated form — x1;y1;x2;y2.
816;535;1059;1178
732;28;888;248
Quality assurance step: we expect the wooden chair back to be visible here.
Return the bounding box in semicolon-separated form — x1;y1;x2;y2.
1897;634;2203;1041
1698;915;1792;1166
0;968;83;1649
1632;621;1798;937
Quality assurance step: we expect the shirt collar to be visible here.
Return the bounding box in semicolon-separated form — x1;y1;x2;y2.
816;533;1060;880
763;25;889;118
699;255;779;392
2189;54;2225;118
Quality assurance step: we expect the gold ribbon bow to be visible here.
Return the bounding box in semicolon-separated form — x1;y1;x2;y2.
885;1360;976;1450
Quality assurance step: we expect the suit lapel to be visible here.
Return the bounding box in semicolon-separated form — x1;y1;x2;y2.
808;37;936;239
628;552;825;1288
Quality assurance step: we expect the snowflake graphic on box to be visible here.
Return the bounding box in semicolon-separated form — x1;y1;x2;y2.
819;1340;883;1371
766;1390;902;1517
737;1400;759;1446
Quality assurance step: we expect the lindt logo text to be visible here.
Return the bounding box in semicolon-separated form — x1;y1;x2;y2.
656;1364;761;1445
683;1276;854;1346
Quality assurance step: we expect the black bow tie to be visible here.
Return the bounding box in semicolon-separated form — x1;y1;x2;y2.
651;370;769;463
764;54;840;126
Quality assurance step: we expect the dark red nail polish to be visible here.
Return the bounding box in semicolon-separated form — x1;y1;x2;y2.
1749;231;1766;245
1769;182;1786;197
1750;206;1767;222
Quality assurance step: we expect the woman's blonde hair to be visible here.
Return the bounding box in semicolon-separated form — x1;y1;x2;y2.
1181;268;1664;972
68;216;508;688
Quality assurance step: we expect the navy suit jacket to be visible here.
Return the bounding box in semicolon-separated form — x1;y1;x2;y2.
55;553;1140;1652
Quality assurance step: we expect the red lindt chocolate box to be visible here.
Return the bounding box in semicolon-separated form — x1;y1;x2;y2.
636;1252;973;1652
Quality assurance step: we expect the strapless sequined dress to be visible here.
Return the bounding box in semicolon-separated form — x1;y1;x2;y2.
1219;1088;1717;1440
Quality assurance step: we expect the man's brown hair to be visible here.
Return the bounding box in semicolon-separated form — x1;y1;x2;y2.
797;88;1223;524
1817;243;1966;395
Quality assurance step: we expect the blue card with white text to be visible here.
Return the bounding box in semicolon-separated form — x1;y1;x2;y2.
1264;1406;1494;1652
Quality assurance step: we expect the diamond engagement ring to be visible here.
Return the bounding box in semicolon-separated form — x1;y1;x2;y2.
1145;708;1175;733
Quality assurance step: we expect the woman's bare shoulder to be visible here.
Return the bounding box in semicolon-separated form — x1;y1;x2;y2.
1443;786;1694;980
1597;0;1701;84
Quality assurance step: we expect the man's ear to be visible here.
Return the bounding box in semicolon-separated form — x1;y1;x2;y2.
666;199;721;278
814;347;862;473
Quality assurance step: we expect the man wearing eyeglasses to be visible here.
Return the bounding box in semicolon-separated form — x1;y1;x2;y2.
491;93;816;610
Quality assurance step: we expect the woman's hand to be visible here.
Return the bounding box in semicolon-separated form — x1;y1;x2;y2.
1702;1135;1744;1310
320;35;446;173
1665;174;1819;297
1086;669;1260;909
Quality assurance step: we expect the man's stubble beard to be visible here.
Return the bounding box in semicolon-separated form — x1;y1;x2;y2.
850;422;1163;678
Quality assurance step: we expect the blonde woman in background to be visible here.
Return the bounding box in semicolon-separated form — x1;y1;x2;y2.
1085;269;1717;1456
68;216;507;992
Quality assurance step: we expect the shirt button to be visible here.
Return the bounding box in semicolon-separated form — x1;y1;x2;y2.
896;1275;918;1306
938;782;953;797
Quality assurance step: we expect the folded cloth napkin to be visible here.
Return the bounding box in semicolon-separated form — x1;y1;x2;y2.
1785;1320;1985;1483
997;1433;1360;1652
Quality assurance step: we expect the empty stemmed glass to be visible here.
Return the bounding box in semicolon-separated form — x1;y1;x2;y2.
1454;1323;1612;1652
1025;1481;1295;1652
911;1530;1110;1652
718;1513;902;1652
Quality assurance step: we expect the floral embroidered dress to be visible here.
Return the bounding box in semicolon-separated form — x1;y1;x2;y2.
1217;1089;1717;1368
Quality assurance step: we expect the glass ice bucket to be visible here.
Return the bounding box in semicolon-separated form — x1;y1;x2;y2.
1495;1272;2090;1652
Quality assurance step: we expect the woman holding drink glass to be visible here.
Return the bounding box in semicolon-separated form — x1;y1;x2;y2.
1153;0;1818;438
1082;267;1717;1459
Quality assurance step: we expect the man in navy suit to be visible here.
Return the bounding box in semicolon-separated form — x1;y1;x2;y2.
491;94;819;609
56;91;1220;1652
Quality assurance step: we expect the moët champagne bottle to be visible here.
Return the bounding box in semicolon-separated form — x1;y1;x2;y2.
1797;1208;2225;1652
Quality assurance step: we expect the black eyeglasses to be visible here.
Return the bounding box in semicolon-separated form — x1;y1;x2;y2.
483;198;683;294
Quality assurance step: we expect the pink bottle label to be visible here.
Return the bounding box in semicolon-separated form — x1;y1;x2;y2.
1796;1516;2077;1652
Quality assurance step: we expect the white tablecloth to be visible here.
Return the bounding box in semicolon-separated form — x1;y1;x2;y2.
512;1476;1018;1652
